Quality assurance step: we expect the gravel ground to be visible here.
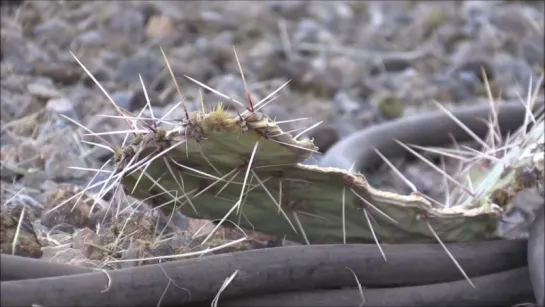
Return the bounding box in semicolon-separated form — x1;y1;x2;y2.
1;0;544;268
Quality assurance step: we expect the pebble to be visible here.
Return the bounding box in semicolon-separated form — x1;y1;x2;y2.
27;81;62;99
208;74;246;101
110;91;134;111
293;19;323;44
114;53;164;87
46;97;79;124
519;38;544;67
72;227;104;260
40;185;98;233
107;6;146;42
33;61;83;85
1;210;42;258
430;75;474;103
73;30;104;47
449;59;495;83
32;19;76;47
44;149;87;180
369;57;412;76
497;59;539;97
145;15;175;39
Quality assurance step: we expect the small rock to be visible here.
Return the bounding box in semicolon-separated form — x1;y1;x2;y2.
43;149;86;180
293;19;323;44
496;59;538;97
166;231;192;251
16;141;44;170
119;238;174;268
449;59;495;83
377;95;405;120
27;81;62;99
40;184;99;233
0;144;24;180
32;19;76;47
489;7;537;38
89;208;116;231
156;211;190;233
84;114;125;152
261;104;292;127
328;56;363;90
1;210;42;258
131;87;164;110
200;10;237;31
2;186;43;224
40;180;59;192
73;30;104;47
1;31;44;73
369;57;412;76
46;98;79;124
107;6;146;42
81;68;112;89
145;15;175;39
519;38;544;67
269;0;308;20
430;75;475;103
67;84;102;118
187;218;216;238
110;91;134;111
19;171;50;192
115;54;164;87
208;74;255;103
332;91;374;137
102;213;158;249
33;62;83;85
72;228;105;260
333;91;361;117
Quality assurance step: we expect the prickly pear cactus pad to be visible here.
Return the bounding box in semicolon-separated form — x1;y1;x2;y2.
116;105;505;245
483;114;545;239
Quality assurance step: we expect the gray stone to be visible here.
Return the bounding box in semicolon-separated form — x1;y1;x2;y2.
115;54;163;87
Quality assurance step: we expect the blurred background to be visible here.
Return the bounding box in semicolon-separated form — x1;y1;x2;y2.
1;1;544;261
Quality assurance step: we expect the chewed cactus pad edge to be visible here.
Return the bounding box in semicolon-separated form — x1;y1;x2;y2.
116;107;506;244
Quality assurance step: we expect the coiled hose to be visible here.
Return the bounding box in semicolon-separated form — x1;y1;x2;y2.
2;102;540;306
0;240;528;306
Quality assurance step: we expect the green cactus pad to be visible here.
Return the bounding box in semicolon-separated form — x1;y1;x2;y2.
117;105;505;244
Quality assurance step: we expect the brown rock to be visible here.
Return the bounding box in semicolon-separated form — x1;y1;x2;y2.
72;228;104;260
40;184;99;233
0;210;42;258
33;62;82;85
187;218;215;238
145;15;175;39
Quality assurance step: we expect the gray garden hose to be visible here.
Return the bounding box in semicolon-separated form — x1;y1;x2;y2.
528;206;545;307
319;102;530;171
0;240;527;306
0;254;93;281
220;267;534;307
